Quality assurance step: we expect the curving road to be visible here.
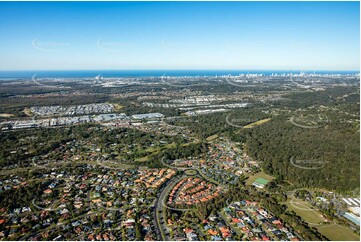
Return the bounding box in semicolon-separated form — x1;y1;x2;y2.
155;175;190;240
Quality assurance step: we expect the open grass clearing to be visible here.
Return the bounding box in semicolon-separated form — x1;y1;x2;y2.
135;156;150;162
0;113;15;118
206;134;219;141
111;103;124;112
184;170;197;176
23;108;33;116
315;223;360;241
284;197;325;225
243;118;271;129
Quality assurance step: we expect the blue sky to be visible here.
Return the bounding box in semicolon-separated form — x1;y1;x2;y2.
0;1;359;70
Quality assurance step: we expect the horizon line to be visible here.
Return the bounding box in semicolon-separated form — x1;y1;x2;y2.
0;68;359;72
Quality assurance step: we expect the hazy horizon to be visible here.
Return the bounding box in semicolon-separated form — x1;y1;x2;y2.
0;69;359;79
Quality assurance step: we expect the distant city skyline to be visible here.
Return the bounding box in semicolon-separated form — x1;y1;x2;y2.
0;1;359;71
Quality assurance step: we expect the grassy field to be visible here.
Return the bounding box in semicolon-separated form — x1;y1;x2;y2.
285;197;325;224
23;108;33;116
243;118;271;129
143;142;177;153
206;134;219;141
245;171;275;186
135;156;150;162
284;195;359;241
112;103;124;112
164;142;177;149
143;146;159;153
0;113;14;118
315;224;360;241
184;170;197;176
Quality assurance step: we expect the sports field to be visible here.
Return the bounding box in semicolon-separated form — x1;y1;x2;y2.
285;196;360;241
315;223;360;241
246;171;275;186
285;197;324;224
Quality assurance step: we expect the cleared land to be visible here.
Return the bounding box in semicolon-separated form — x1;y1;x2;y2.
245;171;275;186
135;156;150;162
284;195;359;241
23;108;33;116
206;134;219;141
112;103;124;112
285;197;324;224
0;113;14;118
243;118;271;129
315;223;360;241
